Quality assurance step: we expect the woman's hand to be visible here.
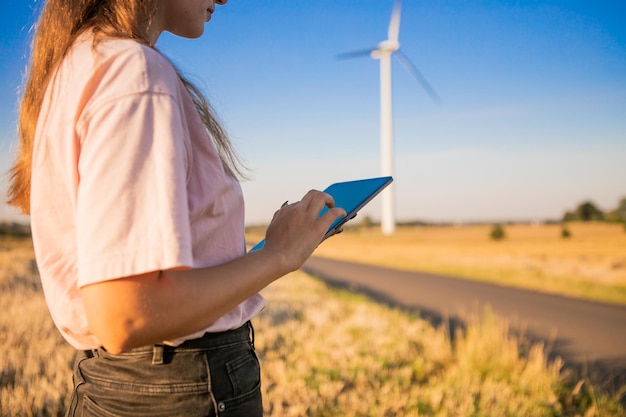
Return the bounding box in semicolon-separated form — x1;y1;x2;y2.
261;190;346;273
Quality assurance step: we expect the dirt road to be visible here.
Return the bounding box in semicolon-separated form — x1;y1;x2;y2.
303;256;626;393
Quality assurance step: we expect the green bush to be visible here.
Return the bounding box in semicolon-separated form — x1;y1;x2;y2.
490;223;506;240
561;226;571;238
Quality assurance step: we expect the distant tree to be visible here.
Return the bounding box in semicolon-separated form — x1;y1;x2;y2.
562;200;604;222
604;197;626;228
490;223;505;240
611;197;626;222
578;201;604;221
562;211;575;222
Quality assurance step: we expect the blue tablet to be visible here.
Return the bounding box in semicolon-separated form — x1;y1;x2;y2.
249;176;393;252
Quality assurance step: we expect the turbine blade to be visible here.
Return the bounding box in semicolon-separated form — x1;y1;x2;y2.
388;0;403;43
395;50;441;104
336;47;377;60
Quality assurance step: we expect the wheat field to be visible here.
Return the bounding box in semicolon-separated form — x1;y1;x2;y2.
0;239;74;416
1;236;624;416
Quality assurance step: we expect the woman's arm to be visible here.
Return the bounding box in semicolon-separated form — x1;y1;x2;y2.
81;190;345;354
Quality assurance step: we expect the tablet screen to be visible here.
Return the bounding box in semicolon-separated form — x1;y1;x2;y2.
249;176;393;252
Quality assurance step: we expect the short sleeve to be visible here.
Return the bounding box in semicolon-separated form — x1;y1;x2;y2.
75;51;193;287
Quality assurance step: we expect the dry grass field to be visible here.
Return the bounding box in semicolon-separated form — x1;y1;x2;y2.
255;272;624;416
0;239;74;416
307;222;626;306
1;235;625;416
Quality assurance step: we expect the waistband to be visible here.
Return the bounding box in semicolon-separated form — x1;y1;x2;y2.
83;321;255;365
178;321;254;350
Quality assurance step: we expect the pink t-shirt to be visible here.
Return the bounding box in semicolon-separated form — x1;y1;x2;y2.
30;35;265;350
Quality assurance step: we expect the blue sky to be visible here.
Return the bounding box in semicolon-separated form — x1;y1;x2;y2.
1;0;625;225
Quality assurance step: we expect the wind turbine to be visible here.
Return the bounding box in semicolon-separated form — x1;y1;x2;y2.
338;0;440;235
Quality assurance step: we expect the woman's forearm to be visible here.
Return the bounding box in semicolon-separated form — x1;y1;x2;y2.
81;190;345;354
81;248;288;354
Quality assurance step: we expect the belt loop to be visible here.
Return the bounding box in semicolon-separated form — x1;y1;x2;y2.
84;349;98;358
152;345;165;365
247;321;255;350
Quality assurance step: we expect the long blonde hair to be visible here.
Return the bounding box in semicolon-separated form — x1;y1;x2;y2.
7;0;244;214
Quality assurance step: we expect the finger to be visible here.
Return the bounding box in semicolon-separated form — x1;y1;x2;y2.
299;189;319;209
314;193;337;217
301;190;336;211
320;206;346;225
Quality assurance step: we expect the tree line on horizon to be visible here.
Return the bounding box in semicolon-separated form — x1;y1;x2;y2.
562;196;626;223
2;196;624;239
0;222;31;238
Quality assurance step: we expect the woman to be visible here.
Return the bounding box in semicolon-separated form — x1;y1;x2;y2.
7;0;345;415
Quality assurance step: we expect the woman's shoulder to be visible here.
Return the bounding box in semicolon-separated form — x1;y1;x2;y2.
72;35;180;97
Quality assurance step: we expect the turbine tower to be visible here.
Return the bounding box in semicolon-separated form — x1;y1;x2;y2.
338;0;439;235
